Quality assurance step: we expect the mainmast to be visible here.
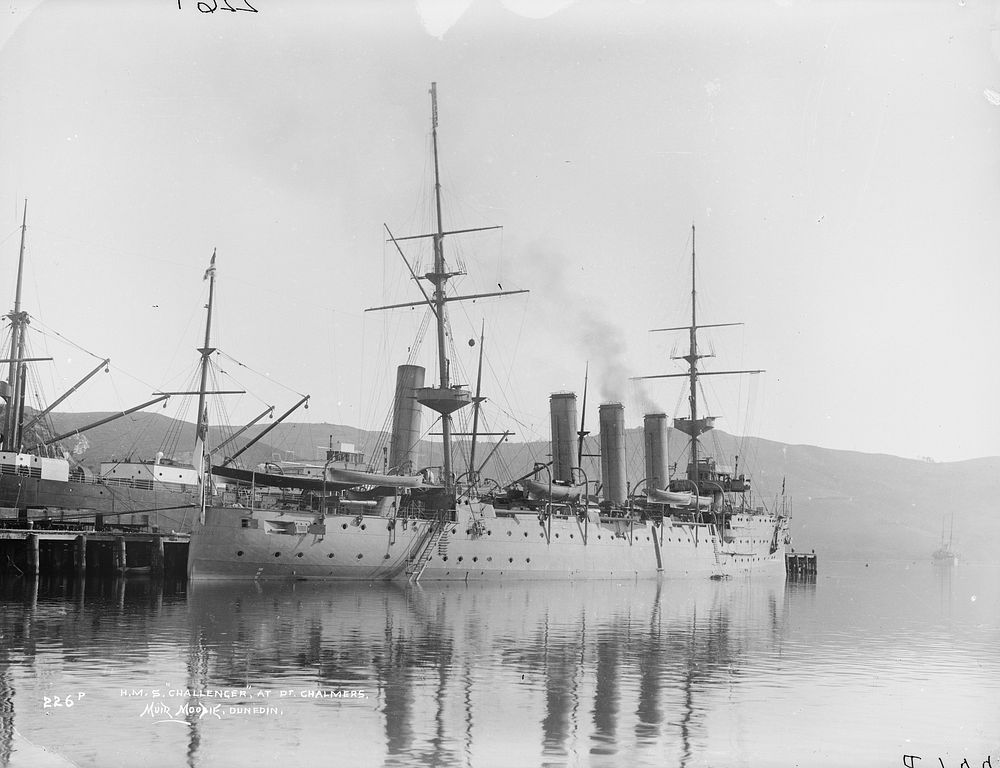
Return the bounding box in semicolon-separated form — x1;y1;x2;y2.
633;224;764;487
687;225;699;479
3;202;29;452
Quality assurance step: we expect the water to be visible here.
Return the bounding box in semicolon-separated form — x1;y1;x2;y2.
0;562;997;768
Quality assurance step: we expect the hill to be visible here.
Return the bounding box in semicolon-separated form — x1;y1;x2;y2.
43;410;1000;564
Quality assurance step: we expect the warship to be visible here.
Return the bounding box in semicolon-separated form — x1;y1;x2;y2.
187;84;790;581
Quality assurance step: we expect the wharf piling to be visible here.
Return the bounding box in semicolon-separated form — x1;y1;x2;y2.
0;527;188;579
785;551;818;577
26;533;39;577
74;534;86;575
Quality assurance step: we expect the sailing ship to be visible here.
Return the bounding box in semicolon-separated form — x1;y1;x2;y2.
0;219;304;534
932;513;958;564
187;83;790;581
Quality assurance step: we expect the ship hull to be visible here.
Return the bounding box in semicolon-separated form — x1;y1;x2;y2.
0;474;200;532
188;502;788;581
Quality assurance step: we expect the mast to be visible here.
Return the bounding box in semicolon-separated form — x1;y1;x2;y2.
193;250;217;477
468;322;485;484
366;84;528;495
632;224;765;488
687;225;698;481
577;362;590;469
3;202;28;451
428;81;455;490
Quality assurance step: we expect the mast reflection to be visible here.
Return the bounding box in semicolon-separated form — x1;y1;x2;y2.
183;576;786;765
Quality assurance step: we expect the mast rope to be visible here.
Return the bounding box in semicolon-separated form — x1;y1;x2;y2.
26;316;106;362
215;349;307;399
0;226;20;249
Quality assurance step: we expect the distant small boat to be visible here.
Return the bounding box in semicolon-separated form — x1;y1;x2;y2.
932;513;958;564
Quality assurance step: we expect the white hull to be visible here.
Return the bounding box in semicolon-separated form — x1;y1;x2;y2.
188;501;788;581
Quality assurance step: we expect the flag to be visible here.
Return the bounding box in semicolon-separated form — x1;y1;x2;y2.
203;250;216;281
193;405;209;475
194;404;209;524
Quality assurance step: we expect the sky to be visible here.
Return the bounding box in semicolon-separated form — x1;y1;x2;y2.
0;0;997;463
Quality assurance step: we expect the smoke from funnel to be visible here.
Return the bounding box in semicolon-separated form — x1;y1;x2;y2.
515;245;659;413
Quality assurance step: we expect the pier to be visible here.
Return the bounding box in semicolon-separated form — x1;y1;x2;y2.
0;526;188;578
785;551;818;577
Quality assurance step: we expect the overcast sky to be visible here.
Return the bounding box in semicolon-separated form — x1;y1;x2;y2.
0;0;997;463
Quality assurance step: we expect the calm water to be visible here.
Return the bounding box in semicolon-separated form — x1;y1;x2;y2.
0;562;997;768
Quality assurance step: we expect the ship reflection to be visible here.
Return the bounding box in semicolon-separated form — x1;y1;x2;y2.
183;576;790;766
0;574;801;767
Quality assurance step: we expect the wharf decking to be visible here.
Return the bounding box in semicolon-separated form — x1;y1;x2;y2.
0;525;188;578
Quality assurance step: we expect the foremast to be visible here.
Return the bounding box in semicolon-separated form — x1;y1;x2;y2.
370;83;527;495
425;81;462;492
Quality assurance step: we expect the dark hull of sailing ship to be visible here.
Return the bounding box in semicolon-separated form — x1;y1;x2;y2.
0;220;300;534
0;205;203;533
188;83;790;582
0;465;200;532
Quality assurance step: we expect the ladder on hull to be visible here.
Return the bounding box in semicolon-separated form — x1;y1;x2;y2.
407;520;447;583
710;526;723;575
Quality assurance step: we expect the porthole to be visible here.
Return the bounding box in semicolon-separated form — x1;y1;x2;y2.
451;528;457;534
327;553;334;558
356;554;363;559
342;523;348;530
508;557;514;563
487;556;492;562
296;552;304;558
487;530;492;536
360;524;367;530
457;556;464;562
570;534;574;538
442;556;448;562
507;531;512;537
384;554;390;560
524;532;528;537
472;556;478;563
236;550;244;557
526;557;531;563
274;552;281;558
555;533;559;538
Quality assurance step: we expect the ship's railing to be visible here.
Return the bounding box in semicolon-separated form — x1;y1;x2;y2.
0;463;42;479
